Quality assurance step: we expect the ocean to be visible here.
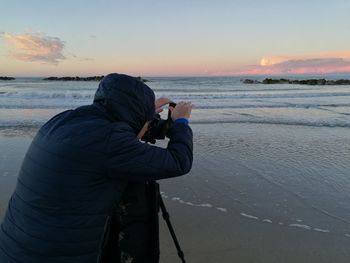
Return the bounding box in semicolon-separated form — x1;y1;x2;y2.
1;76;350;262
1;76;350;127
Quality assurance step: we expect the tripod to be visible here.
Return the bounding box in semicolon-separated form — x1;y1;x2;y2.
150;181;186;263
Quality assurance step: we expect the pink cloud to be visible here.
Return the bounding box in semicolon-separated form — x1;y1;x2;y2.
237;55;350;75
1;32;66;65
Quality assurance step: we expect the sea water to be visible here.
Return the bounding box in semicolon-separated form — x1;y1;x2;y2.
0;76;350;127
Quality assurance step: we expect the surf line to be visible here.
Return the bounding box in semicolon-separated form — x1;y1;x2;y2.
163;193;350;238
239;211;337;235
161;192;228;213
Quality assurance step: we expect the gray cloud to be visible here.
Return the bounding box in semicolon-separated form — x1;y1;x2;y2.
68;52;94;62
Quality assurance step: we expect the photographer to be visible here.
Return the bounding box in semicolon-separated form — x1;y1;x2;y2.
0;73;193;263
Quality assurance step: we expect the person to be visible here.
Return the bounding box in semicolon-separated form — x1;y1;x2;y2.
0;73;193;263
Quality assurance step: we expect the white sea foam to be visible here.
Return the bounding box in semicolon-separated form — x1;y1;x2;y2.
199;203;213;208
240;213;259;220
262;219;273;223
167;195;225;212
289;224;311;230
313;228;330;233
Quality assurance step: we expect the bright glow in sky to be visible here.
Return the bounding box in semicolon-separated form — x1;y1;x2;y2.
1;0;350;76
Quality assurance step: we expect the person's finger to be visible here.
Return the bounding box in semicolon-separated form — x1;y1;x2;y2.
155;97;170;103
155;97;173;108
182;102;190;107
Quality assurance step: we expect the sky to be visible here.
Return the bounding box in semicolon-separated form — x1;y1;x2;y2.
1;0;350;77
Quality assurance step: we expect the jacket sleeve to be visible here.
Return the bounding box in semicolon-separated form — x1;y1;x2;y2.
106;122;193;182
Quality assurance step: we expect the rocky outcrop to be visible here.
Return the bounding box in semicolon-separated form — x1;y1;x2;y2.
241;79;259;84
242;78;350;85
43;76;104;81
43;76;150;82
0;76;15;80
262;78;290;84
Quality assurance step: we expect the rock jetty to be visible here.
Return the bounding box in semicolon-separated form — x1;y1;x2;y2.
242;78;350;85
43;76;149;82
0;76;15;80
43;76;104;81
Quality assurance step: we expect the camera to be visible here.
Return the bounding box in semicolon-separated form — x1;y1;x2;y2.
141;102;176;144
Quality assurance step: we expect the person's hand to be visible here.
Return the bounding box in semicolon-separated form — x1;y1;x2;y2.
155;97;173;113
171;101;193;121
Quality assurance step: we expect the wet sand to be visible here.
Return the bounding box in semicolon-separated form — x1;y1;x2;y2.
158;163;350;263
1;124;350;263
158;123;350;262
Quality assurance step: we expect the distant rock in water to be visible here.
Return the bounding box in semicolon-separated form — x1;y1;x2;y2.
262;78;290;84
135;76;150;83
43;75;150;82
0;76;15;80
43;76;104;81
241;78;350;85
241;79;259;84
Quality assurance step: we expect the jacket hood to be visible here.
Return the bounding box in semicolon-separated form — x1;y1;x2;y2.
93;73;155;134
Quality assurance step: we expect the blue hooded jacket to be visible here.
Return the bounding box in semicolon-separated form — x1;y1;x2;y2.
0;74;193;263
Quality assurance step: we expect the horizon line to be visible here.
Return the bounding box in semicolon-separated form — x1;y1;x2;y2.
3;72;350;78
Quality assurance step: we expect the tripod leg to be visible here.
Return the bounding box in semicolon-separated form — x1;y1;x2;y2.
159;194;186;263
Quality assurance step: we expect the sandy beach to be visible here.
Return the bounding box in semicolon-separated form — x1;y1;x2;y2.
1;123;350;263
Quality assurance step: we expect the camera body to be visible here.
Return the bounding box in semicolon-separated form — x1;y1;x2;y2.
141;102;176;144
